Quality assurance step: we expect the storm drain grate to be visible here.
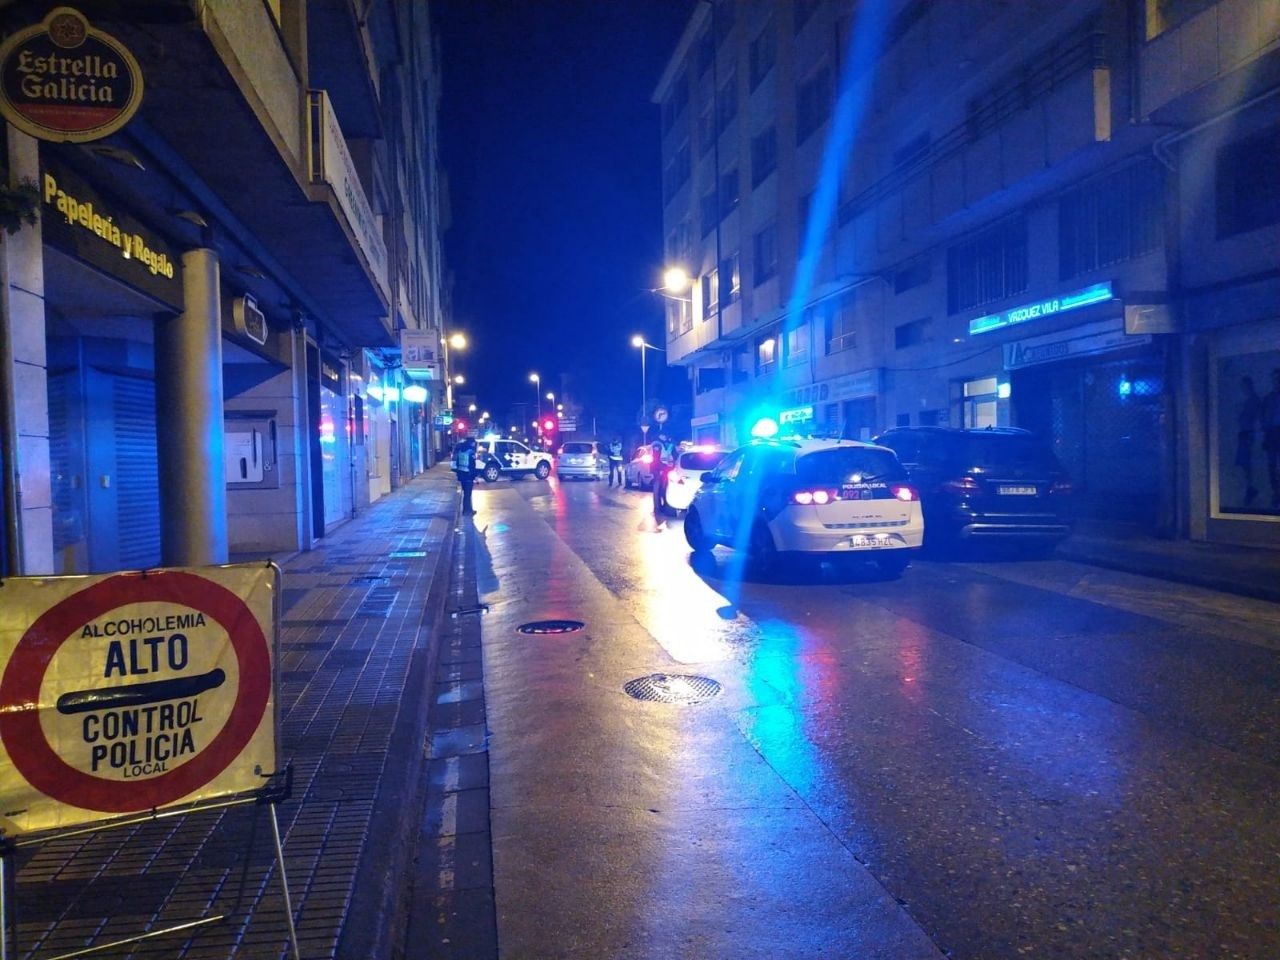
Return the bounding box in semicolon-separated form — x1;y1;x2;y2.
624;674;721;705
350;575;391;585
517;619;585;635
389;550;429;559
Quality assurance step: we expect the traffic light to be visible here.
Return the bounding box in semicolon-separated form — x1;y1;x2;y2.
542;418;555;433
455;420;467;433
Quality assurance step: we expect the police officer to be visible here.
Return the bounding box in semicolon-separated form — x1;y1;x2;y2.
652;433;676;514
608;437;625;488
453;433;478;516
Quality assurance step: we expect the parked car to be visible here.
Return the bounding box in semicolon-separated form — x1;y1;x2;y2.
684;437;923;577
656;446;725;514
624;445;658;490
476;438;553;482
557;440;607;480
872;426;1072;553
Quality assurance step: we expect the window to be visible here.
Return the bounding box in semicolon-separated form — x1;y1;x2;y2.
749;15;777;89
720;252;741;305
947;216;1028;314
798;192;813;242
1145;0;1214;39
672;69;689;118
732;343;750;382
702;270;718;315
755;332;777;376
753;223;778;284
893;257;931;293
701;190;718;236
825;288;860;354
894;317;932;349
1060;161;1163;278
696;366;725;394
714;0;734;47
785;320;810;366
719;168;740;217
698;107;715;157
795;0;820;33
666;220;692;267
716;70;738;134
663;141;691;200
796;66;832;145
697;28;715;76
1216;125;1280;238
751;126;777;187
892;131;930;170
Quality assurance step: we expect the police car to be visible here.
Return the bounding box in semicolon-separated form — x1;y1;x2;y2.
684;435;923;577
476;438;553;481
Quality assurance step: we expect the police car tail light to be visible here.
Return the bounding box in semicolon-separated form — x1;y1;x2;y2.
1049;479;1072;495
890;484;920;502
792;488;838;505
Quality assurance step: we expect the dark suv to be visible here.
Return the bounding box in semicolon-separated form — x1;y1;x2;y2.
873;427;1072;553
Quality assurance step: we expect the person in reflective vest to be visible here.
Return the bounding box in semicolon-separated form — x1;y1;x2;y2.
453;435;477;516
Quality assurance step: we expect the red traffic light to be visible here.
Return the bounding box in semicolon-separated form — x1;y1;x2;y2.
455;420;467;432
542;418;555;432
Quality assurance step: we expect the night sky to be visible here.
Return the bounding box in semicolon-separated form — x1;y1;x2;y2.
434;0;694;438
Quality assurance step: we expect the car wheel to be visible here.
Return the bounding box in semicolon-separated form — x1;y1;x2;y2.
535;461;551;480
482;463;501;483
684;508;715;552
749;521;778;572
875;552;911;579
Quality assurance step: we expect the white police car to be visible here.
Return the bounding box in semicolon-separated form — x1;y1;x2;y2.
476;438;553;482
683;436;923;576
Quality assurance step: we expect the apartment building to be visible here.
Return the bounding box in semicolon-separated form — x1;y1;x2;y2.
654;0;1279;546
0;0;450;577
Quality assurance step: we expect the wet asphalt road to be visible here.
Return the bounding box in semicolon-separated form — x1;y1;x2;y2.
468;475;1280;960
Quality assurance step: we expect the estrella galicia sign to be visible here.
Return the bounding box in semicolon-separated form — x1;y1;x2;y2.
0;7;144;143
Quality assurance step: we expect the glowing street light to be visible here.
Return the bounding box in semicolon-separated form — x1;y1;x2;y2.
529;372;542;438
631;335;665;431
662;266;691;294
442;332;467;410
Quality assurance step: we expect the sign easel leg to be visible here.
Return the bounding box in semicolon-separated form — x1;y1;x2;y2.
1;847;10;960
269;802;301;960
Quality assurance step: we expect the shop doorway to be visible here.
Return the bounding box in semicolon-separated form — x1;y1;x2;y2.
1014;354;1165;528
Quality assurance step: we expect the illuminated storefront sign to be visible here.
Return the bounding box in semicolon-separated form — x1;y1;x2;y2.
779;405;814;425
0;7;144;143
40;161;181;308
969;281;1114;336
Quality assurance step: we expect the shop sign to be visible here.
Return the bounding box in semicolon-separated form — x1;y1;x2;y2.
0;565;277;836
779;405;814;426
307;90;389;304
232;294;268;346
40;161;181;309
1003;318;1151;370
825;368;881;402
689;413;719;427
970;281;1114;336
400;329;439;378
0;7;144;143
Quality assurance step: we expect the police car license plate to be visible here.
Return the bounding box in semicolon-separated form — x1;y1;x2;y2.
849;535;890;548
998;485;1037;495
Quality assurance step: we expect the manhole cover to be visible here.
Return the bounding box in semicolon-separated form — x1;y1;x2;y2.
623;674;721;705
517;619;585;635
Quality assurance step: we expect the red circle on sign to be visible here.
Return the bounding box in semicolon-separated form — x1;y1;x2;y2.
0;571;271;813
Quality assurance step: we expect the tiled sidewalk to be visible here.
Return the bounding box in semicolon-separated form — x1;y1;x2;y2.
6;469;460;959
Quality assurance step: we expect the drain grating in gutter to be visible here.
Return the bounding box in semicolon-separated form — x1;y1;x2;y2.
517;619;585;635
349;575;391;586
389;550;429;559
623;674;721;705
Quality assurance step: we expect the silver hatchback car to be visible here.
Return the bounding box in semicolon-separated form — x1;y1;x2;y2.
556;441;607;480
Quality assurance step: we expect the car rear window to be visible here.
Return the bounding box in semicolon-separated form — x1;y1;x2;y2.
795;447;905;484
561;442;593;454
679;451;725;471
947;434;1060;469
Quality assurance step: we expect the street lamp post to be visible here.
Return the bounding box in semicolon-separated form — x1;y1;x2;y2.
529;373;541;442
442;332;467;411
631;335;665;435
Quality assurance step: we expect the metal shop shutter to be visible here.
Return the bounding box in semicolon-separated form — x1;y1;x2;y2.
113;374;161;569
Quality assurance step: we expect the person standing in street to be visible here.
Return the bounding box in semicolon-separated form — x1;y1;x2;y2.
453;434;478;516
608;437;625;488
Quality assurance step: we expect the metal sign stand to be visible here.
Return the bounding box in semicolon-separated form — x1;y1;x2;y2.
0;765;298;960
